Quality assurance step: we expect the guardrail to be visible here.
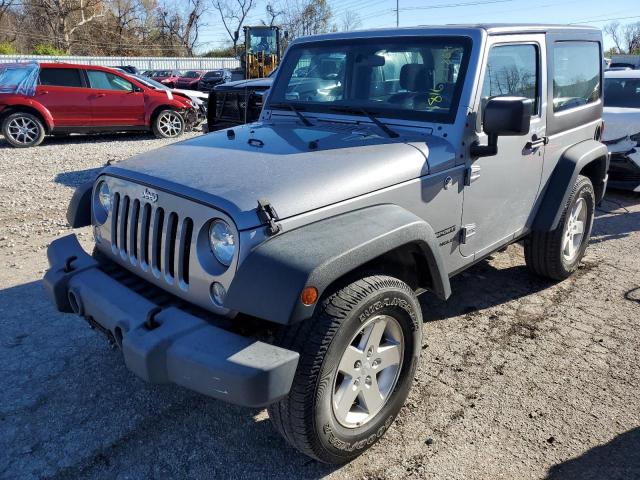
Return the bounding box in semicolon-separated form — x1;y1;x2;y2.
0;55;240;70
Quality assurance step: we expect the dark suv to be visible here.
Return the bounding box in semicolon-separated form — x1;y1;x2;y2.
197;69;232;91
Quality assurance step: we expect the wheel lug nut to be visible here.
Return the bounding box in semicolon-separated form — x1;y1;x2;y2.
354;360;361;369
354;378;360;387
367;347;373;357
373;358;380;367
365;376;372;386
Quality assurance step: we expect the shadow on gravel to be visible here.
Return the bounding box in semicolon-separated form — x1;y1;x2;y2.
0;280;338;480
0;132;154;150
419;262;552;322
54;167;105;188
546;428;640;480
592;191;640;243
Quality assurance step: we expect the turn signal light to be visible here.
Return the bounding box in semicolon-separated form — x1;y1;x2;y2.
301;286;318;306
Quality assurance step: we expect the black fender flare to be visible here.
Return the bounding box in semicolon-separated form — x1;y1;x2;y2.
532;139;609;232
66;180;93;228
225;204;451;325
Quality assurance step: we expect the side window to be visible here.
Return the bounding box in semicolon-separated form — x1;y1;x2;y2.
481;44;538;113
552;42;600;112
39;68;83;87
87;70;133;91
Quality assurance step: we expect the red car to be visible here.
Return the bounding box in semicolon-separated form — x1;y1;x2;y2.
0;63;198;148
174;70;205;90
148;69;183;88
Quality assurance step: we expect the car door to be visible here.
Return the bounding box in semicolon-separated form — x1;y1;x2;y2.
85;70;145;126
460;35;547;258
36;67;93;126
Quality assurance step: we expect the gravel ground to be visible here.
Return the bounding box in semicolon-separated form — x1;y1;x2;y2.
1;133;639;480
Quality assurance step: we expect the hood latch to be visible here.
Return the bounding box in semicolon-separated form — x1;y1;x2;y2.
257;199;281;236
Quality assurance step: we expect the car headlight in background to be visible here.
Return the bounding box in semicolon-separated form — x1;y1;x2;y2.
209;219;235;266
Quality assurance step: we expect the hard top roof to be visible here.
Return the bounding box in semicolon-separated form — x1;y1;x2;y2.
291;24;600;44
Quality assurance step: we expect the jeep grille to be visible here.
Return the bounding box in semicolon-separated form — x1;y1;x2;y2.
93;176;239;317
111;193;194;287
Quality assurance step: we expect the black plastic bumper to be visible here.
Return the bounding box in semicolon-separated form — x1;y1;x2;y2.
43;234;299;407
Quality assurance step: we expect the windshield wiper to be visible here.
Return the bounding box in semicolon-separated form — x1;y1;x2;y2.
329;106;399;138
270;102;313;127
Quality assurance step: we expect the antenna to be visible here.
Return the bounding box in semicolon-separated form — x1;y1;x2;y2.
396;0;399;27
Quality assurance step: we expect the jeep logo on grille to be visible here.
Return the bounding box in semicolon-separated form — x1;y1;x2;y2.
142;188;158;203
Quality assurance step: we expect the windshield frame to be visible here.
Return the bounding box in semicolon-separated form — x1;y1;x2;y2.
267;35;473;124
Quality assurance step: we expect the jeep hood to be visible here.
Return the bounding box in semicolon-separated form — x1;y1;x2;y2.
104;122;455;230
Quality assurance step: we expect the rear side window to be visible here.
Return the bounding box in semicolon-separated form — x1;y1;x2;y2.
553;42;600;112
481;44;538;113
39;68;82;87
87;70;133;91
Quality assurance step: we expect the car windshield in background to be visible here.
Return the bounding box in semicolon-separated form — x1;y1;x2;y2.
183;71;200;78
268;37;470;122
132;74;168;90
604;77;640;108
204;71;223;78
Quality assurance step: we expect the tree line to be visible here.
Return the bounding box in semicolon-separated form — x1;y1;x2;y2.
604;21;640;56
0;0;361;57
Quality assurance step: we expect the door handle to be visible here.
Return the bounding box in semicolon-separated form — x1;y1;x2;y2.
39;90;49;95
526;134;548;149
95;93;106;98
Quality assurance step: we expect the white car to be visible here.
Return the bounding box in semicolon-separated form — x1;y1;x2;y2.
603;70;640;192
129;74;208;120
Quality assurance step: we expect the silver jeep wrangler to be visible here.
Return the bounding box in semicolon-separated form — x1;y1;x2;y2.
44;25;608;463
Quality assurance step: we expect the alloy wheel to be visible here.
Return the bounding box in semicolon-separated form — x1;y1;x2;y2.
563;197;587;262
158;111;183;137
7;116;39;145
332;314;404;428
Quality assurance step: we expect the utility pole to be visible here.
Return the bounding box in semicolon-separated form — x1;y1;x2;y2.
396;0;399;27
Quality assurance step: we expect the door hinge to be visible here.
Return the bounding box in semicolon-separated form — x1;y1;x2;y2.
460;224;476;244
464;164;481;186
257;199;281;236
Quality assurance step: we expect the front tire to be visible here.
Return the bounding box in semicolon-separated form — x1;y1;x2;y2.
524;174;595;280
2;112;45;147
152;109;185;138
268;275;422;464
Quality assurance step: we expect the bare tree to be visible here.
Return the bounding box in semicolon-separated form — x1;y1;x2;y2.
212;0;255;54
337;10;360;32
157;0;207;55
264;3;282;26
35;0;106;52
623;22;640;54
603;21;624;54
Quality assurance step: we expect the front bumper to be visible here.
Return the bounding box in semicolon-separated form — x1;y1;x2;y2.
43;234;299;407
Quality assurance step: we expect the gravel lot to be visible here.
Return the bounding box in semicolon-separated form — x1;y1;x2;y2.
1;133;639;480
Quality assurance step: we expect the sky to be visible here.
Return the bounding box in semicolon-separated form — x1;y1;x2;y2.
197;0;638;53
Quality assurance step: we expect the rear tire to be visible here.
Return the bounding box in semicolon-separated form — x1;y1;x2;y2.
152;109;185;139
524;174;595;280
2;112;45;147
267;275;422;464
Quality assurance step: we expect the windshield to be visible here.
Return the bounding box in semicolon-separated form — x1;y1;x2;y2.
248;29;277;55
204;70;223;78
268;36;470;123
182;70;200;78
604;77;640;108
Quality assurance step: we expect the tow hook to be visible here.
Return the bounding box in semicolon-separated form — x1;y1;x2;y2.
64;255;78;273
145;307;163;330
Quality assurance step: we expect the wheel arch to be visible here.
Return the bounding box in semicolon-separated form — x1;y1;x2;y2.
532;139;609;232
148;104;180;128
225;204;451;325
1;104;53;133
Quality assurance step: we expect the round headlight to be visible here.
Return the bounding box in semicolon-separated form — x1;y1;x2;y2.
97;181;111;213
209;219;235;266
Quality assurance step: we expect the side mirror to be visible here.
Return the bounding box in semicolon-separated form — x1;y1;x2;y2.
470;96;532;157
